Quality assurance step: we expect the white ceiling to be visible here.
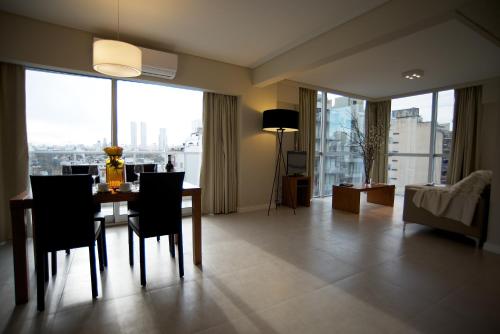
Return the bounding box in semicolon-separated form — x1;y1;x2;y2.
0;0;387;68
290;19;500;98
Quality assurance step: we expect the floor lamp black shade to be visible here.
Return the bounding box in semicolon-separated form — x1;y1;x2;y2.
262;109;299;215
262;109;299;132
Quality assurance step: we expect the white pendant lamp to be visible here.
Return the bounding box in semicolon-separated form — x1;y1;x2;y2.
93;0;142;77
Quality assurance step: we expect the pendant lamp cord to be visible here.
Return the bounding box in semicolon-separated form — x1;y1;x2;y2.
117;0;120;40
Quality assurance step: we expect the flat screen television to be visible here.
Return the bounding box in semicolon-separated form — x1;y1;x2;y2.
287;151;307;176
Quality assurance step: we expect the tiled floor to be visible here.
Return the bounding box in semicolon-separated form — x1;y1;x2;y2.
1;196;500;333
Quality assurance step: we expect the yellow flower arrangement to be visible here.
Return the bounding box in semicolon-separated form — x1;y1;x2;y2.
103;146;125;188
104;146;123;169
103;146;123;157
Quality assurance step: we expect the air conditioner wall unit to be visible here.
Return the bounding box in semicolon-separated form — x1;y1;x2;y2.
140;46;178;80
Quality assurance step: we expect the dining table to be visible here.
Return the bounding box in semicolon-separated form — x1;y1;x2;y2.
9;182;202;305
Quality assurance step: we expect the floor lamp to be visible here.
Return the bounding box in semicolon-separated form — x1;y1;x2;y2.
262;109;299;216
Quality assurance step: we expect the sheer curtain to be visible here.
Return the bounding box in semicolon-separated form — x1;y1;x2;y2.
298;87;317;193
0;62;28;241
365;100;391;183
447;86;482;184
200;92;238;214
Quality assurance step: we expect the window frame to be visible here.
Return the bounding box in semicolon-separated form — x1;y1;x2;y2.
25;67;202;219
314;91;366;197
387;90;453;186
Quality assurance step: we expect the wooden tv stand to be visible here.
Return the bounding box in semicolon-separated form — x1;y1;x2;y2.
282;175;311;209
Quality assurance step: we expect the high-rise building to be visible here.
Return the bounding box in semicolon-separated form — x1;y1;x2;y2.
140;122;147;148
158;128;167;152
131;122;137;148
387;108;450;193
315;96;365;195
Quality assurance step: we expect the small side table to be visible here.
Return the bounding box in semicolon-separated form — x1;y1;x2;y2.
332;183;395;214
282;176;311;209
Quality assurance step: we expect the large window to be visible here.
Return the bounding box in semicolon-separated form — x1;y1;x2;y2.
26;70;111;176
117;81;202;186
26;68;203;219
388;90;454;194
315;92;366;196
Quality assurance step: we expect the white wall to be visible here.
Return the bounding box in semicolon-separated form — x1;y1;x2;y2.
480;78;500;253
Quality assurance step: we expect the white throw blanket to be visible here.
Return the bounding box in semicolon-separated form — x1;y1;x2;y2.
412;170;492;226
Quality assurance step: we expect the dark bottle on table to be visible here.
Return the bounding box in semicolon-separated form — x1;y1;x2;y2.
166;155;174;172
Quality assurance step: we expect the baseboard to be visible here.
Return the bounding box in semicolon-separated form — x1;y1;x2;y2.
484;242;500;254
237;204;268;213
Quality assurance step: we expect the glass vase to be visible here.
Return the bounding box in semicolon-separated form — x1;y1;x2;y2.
105;155;125;189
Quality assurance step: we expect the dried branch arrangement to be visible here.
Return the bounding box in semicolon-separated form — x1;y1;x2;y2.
350;115;385;184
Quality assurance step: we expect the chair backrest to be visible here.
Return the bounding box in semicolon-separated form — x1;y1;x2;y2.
126;164;157;182
63;164;100;183
71;165;90;174
62;165;72;175
30;175;96;251
138;172;184;236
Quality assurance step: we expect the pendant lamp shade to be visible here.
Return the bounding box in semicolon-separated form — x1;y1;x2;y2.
93;39;142;77
262;109;299;132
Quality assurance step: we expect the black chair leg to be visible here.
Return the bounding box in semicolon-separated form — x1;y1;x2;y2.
51;252;57;276
89;243;98;298
157;236;160;242
97;234;104;272
36;248;45;311
169;235;175;258
128;225;134;266
177;231;184;278
65;249;70;255
101;223;108;267
139;237;146;286
44;253;49;282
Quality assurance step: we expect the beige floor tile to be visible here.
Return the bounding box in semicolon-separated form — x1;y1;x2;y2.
2;196;499;334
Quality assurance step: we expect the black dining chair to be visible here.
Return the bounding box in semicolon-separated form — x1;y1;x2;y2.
125;163;157;183
128;172;185;286
126;164;161;241
30;175;107;311
59;165;108;269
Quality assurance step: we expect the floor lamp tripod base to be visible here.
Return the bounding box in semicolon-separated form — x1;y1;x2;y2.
267;129;296;216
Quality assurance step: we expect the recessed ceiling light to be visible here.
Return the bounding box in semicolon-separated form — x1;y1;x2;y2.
402;69;424;80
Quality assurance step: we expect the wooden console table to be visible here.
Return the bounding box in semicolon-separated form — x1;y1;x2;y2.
332;183;395;214
282;176;311;209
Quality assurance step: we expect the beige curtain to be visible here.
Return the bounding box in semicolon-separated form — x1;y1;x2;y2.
298;87;317;193
365;100;391;183
447;86;482;184
0;62;28;242
200;92;238;214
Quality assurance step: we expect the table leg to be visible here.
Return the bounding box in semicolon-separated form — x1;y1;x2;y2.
367;187;395;206
191;190;202;265
10;205;29;304
332;187;361;214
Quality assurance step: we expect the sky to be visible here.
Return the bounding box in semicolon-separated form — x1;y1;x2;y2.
26;69;202;147
26;69;453;147
391;90;454;129
117;80;202;147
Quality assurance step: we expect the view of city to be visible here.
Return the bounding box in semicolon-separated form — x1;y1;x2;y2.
314;90;454;197
388;107;452;194
27;70;453;202
26;69;203;189
315;93;365;196
388;90;454;194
